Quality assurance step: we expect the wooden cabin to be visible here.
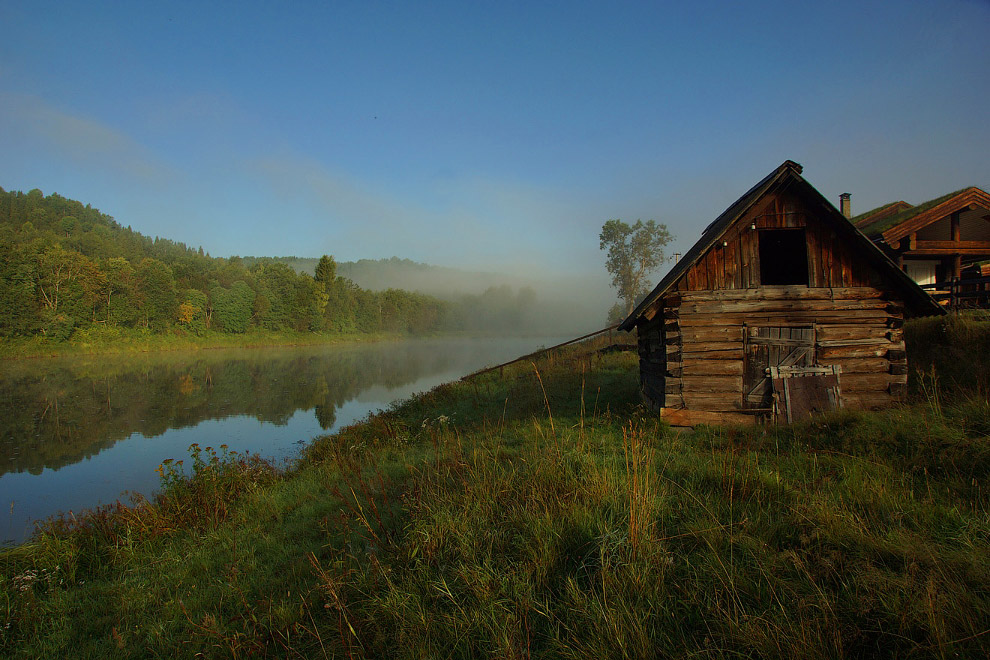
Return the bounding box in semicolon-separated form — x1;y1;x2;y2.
618;160;944;425
854;186;990;287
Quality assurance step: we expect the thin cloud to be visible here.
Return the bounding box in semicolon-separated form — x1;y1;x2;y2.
0;93;174;183
248;152;575;269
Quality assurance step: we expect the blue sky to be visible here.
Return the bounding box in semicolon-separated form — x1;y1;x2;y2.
1;0;988;294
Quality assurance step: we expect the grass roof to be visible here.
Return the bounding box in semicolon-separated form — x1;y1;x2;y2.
850;200;910;226
859;188;973;239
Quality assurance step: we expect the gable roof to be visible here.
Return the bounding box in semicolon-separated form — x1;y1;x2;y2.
858;186;990;244
618;160;944;331
852;200;913;229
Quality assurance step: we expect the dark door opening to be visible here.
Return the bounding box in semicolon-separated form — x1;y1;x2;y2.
759;229;809;285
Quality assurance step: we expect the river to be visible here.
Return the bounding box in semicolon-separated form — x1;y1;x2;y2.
0;336;564;545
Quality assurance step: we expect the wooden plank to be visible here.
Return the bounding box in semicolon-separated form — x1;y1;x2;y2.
806;220;822;287
815;325;896;342
678;348;744;360
659;408;758;428
816;358;890;374
778;373;842;422
903;247;990;257
826;229;840;288
681;392;745;410
681;360;744;376
681;341;744;353
726;236;741;289
741;190;780;230
706;249;718;290
841;373;897;392
740;230;752;289
839;241;852;288
680;326;744;343
747;336;818;347
679;297;896;315
679;311;895;328
677;287;887;302
679;375;742;392
914;240;990;250
852;248;872;287
817;342;891;364
715;244;726;290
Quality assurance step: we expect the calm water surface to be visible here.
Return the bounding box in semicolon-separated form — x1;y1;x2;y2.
0;336;563;545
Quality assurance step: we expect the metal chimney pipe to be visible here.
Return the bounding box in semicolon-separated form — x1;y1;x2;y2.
839;193;851;219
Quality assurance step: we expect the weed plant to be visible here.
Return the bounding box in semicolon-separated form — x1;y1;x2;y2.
1;335;988;658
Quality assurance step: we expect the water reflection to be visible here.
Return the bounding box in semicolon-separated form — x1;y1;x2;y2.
0;336;559;544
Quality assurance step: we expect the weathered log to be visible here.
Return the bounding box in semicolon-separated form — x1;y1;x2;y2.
681;360;745;376
680;392;745;410
679;375;743;393
679;297;897;315
660;408;758;427
816;358;890;374
677;286;886;302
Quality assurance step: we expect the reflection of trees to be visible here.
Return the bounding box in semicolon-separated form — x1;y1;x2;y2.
314;405;336;430
0;340;526;476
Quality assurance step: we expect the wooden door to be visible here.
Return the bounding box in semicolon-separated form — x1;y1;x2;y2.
743;326;815;409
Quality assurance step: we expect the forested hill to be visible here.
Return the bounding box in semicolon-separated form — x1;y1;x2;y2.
0;186;550;341
240;256;523;301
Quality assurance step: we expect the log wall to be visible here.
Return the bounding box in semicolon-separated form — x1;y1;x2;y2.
639;286;908;413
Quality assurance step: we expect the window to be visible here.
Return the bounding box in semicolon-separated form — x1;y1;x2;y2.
759;229;809;285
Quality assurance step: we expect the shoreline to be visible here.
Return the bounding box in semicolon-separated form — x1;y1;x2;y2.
0;329;427;361
0;328;581;361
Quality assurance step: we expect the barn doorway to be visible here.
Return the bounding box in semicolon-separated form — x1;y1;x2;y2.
743;326;815;409
744;325;843;421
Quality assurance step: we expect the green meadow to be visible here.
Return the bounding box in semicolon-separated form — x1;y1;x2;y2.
1;315;988;658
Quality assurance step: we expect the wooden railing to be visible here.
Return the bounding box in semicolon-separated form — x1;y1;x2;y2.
460;324;622;381
920;275;990;311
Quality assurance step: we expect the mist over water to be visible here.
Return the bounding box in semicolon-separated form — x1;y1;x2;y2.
261;256;619;335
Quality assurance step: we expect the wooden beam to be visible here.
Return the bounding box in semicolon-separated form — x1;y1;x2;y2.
913;240;990;250
902;247;990;257
679;297;896;315
678;286;886;302
659;408;758;428
680;393;745;410
681;341;744;353
679;375;743;392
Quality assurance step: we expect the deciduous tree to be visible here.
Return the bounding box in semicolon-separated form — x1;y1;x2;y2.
599;218;672;317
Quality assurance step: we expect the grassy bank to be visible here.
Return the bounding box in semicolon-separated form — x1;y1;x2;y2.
2;328;989;658
0;326;411;359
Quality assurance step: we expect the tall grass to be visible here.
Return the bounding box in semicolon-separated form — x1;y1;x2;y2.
2;335;988;658
906;312;990;396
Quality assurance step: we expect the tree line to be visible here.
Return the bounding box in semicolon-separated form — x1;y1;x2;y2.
0;187;537;340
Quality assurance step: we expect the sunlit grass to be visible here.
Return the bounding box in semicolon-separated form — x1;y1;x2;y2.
2;329;989;658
